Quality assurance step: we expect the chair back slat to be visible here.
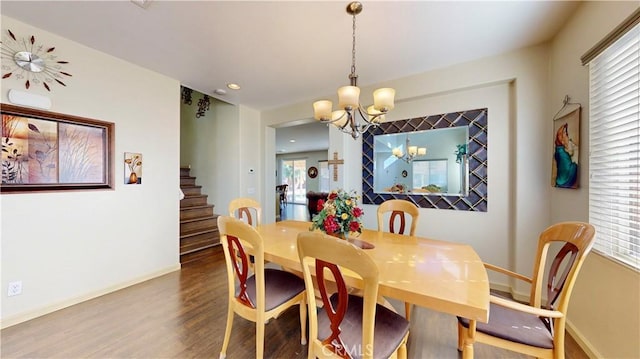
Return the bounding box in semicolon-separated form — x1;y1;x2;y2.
389;210;407;234
238;207;253;226
226;234;254;308
316;259;350;358
218;216;265;309
377;199;419;236
546;242;578;309
229;197;262;226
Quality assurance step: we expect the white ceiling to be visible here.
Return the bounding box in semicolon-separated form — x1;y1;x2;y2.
1;0;580;153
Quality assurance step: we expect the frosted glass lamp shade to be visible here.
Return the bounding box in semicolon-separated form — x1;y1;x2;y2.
408;146;418;156
332;110;349;128
366;105;385;123
313;100;332;120
338;86;360;109
392;148;403;157
373;88;395;111
418;147;427;156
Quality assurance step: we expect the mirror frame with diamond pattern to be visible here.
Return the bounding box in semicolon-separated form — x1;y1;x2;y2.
362;108;488;211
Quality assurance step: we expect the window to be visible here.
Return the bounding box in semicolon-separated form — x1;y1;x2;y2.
281;159;307;204
413;159;448;193
588;21;639;270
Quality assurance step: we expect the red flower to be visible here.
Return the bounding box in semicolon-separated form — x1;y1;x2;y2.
328;192;338;200
323;216;339;234
317;199;325;211
352;207;363;218
349;221;361;232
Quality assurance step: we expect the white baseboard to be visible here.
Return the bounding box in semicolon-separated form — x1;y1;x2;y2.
0;264;181;329
566;318;602;359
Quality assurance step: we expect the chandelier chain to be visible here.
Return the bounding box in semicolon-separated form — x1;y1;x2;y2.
351;11;357;79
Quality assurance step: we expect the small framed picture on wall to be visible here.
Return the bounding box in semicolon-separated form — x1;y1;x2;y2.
551;108;580;189
124;152;142;184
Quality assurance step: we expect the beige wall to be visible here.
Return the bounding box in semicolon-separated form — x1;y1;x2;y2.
261;3;640;358
264;44;551;292
549;2;640;358
1;16;181;327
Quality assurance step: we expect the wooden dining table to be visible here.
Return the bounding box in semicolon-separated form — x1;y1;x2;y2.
256;220;490;323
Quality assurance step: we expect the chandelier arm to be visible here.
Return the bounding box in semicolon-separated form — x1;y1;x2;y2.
356;106;386;124
317;111;348;125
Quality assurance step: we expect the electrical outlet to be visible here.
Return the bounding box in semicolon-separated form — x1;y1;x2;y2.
7;281;22;296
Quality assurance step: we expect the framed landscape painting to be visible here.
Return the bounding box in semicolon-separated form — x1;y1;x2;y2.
1;104;114;193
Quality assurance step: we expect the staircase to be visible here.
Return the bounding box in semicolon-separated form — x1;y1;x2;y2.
180;167;220;264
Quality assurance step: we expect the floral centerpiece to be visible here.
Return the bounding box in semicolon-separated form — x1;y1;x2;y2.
309;189;363;238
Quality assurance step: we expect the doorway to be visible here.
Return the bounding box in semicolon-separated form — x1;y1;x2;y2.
281;159;307;204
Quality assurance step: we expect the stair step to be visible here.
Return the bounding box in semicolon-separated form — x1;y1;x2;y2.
180;185;202;196
177;168;219;264
180;176;196;186
180;229;220;254
180;194;208;207
180;216;218;235
180;205;214;220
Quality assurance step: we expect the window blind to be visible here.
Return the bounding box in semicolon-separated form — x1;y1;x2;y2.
588;22;640;270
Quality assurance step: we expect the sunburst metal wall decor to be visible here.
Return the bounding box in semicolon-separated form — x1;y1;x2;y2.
1;29;71;91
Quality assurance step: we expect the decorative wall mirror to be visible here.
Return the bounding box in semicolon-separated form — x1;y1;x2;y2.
362;108;487;211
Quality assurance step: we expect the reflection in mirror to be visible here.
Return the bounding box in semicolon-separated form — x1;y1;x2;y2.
374;127;468;195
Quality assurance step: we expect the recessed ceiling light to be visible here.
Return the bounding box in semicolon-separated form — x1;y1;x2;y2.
289;139;296;143
227;83;241;90
130;0;152;9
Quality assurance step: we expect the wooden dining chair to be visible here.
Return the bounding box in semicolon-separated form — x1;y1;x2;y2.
377;199;420;236
218;216;307;359
297;231;410;359
280;184;288;207
376;199;420;319
229;197;262;227
457;221;596;359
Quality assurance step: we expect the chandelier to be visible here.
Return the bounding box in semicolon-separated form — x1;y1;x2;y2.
392;135;426;163
313;2;395;139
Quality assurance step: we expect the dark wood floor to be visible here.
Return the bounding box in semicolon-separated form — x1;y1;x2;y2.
1;246;587;359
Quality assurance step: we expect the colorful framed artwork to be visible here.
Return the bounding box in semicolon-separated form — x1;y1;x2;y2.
551;108;580;189
1;104;114;192
124;152;142;184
